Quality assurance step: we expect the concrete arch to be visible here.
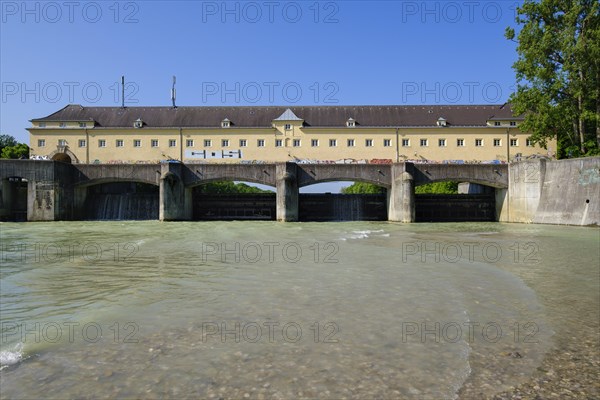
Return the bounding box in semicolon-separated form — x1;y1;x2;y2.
412;164;508;189
74;177;160;188
72;164;162;187
48;148;79;164
296;164;392;189
187;177;276;189
184;164;277;188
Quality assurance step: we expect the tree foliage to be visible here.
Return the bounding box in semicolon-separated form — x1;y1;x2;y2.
340;182;386;194
505;0;600;157
415;181;459;194
1;143;30;159
0;134;18;153
0;135;29;159
196;181;274;194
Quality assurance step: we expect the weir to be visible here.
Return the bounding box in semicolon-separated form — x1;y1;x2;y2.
0;158;597;225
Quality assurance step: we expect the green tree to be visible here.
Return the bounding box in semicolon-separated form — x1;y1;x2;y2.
0;143;29;159
415;181;459;194
505;0;599;156
0;134;18;154
340;182;386;194
196;181;273;194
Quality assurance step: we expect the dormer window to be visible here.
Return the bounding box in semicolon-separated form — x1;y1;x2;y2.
39;122;46;128
134;118;143;128
221;118;231;128
284;124;292;130
437;117;447;127
79;122;87;128
59;122;66;128
346;118;356;128
494;121;501;126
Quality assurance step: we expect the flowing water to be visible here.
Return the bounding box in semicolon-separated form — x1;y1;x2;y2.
0;221;598;399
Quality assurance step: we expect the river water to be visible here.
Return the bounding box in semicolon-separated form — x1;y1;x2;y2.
0;221;598;399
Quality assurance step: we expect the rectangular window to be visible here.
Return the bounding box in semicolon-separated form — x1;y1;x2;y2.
510;139;518;147
186;139;194;147
311;139;319;147
510;121;517;126
457;139;465;147
151;139;159;147
59;122;66;128
169;139;177;147
365;139;373;147
526;139;533;147
133;139;141;147
383;139;392;147
240;139;247;147
275;139;283;147
38;139;46;147
420;139;428;147
79;122;86;128
347;139;355;147
494;139;502;146
402;139;410;147
284;124;291;130
438;139;446;147
79;139;86;148
116;139;124;147
257;139;265;147
39;122;46;128
494;121;501;126
475;139;483;147
293;139;301;147
98;139;106;148
221;139;229;147
329;139;337;147
204;139;212;147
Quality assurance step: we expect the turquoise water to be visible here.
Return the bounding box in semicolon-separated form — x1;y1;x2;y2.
0;221;598;399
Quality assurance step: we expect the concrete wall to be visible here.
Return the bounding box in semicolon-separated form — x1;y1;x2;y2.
498;157;600;226
498;159;546;223
533;157;599;226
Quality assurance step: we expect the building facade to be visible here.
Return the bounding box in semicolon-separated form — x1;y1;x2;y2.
28;104;555;164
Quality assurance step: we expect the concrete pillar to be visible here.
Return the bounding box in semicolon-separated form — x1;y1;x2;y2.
159;163;190;221
388;163;415;222
499;159;546;223
276;162;298;222
27;180;60;221
458;182;493;194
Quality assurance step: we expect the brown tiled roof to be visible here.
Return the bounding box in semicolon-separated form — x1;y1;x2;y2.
31;104;521;128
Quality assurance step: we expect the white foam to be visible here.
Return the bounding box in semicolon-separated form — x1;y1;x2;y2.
0;343;24;370
340;229;387;240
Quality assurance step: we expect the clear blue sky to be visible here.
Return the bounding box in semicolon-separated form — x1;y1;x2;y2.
1;0;523;145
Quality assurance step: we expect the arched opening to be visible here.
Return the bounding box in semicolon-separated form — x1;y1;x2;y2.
51;153;72;163
191;180;276;220
0;177;28;221
299;181;387;221
79;181;159;220
415;180;496;222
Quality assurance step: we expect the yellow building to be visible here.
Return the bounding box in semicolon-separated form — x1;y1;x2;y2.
28;104;555;164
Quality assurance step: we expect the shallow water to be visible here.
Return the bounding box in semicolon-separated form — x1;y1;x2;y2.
0;221;598;399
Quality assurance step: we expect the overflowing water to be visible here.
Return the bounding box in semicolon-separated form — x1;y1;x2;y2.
84;194;158;220
0;221;598;399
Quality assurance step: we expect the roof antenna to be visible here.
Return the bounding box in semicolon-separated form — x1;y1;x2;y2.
171;76;177;108
121;76;125;108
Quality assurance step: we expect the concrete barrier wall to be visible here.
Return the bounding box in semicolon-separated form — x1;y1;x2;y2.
533;157;599;226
